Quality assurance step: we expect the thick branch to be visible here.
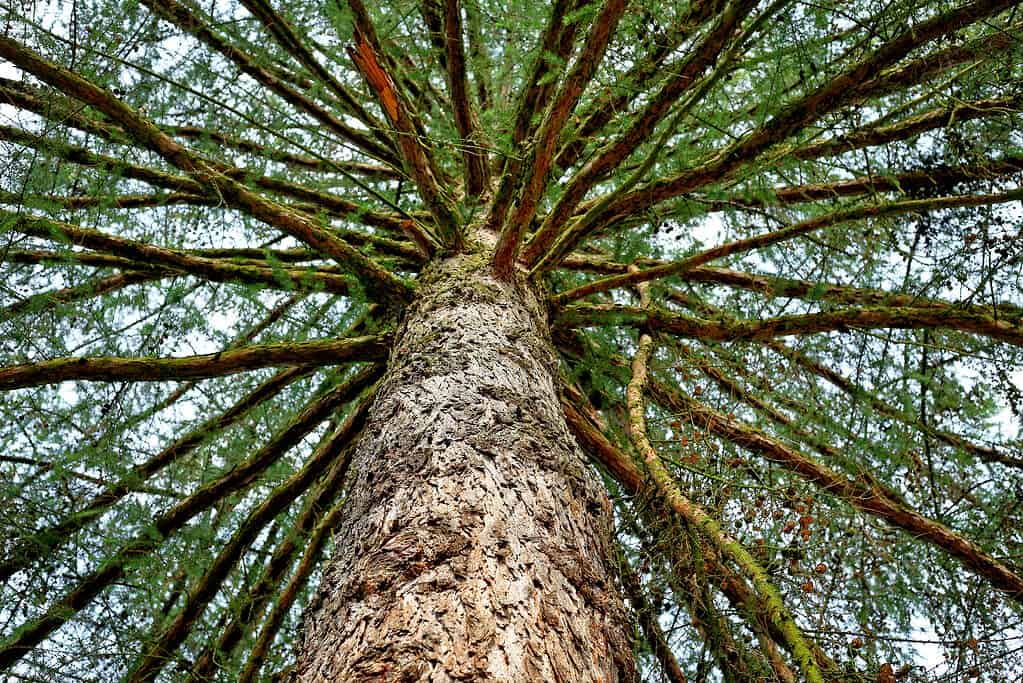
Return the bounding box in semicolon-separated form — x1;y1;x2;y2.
443;0;490;198
556;303;1023;347
0;335;389;390
347;0;462;249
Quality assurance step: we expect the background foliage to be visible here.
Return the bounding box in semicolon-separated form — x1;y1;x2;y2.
1;0;1021;680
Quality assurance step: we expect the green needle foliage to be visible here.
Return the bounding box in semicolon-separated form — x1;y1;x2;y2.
0;0;1020;680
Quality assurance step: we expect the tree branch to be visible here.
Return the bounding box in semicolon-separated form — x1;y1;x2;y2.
127;387;373;682
624;278;824;683
0;34;415;306
551;185;1023;304
443;0;490;199
523;0;760;266
346;0;463;250
0;335;390;390
0;367;376;671
138;0;399;165
556;303;1023;347
586;0;1017;234
0;366;314;583
492;0;628;278
648;378;1023;601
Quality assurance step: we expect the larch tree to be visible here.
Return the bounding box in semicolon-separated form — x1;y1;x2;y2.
0;0;1021;680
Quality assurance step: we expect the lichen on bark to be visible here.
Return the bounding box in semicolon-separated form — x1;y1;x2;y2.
294;247;635;681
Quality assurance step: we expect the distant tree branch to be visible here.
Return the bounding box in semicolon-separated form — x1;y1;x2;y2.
0;367;377;671
763;338;1023;470
0;34;415;306
481;0;582;239
5;212;361;295
735;156;1023;208
138;0;400;165
789;95;1023;162
126;387;374;682
0;366;316;583
551;0;731;175
2;271;159;319
618;556;690;683
551;186;1023;301
183;440;351;682
165;125;400;178
0;124;411;233
239;0;392;144
523;0;760;266
235;489;349;683
586;0;1017;235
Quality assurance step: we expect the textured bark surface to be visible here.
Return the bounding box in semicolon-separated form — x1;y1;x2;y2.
294;251;634;681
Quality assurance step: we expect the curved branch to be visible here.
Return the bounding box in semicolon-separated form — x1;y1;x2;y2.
624;286;824;683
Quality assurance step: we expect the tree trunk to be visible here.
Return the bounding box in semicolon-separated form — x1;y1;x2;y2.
294;249;635;681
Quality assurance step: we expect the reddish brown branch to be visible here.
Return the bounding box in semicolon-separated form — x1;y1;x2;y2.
443;0;490;198
347;0;462;249
492;0;628;278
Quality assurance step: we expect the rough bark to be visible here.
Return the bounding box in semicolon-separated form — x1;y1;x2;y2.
294;250;635;681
